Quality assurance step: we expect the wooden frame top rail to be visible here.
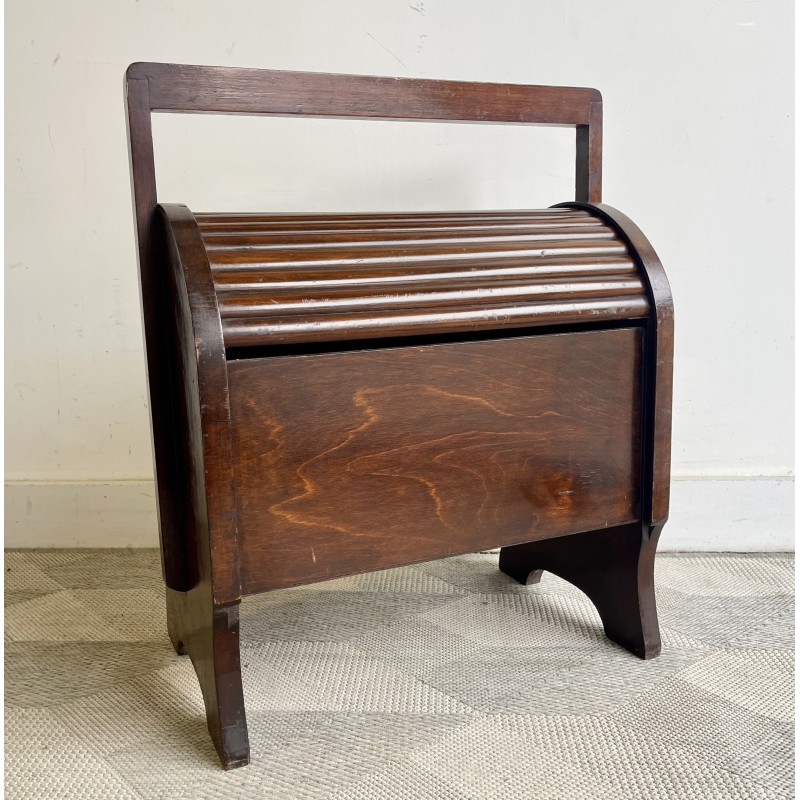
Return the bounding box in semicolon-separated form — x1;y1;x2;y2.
126;62;601;126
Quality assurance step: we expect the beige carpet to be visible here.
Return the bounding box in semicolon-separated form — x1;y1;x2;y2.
4;550;794;799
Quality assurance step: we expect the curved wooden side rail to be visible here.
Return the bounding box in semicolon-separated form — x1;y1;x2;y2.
158;204;248;769
158;203;241;603
499;202;672;661
554;201;673;527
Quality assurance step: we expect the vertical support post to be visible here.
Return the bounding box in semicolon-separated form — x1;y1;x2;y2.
125;78;156;247
575;96;603;203
125;77;193;591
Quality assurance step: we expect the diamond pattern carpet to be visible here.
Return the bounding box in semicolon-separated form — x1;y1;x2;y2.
4;550;794;799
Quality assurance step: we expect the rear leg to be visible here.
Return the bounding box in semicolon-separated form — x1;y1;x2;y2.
499;522;662;659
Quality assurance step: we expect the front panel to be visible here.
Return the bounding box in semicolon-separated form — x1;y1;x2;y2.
228;327;643;593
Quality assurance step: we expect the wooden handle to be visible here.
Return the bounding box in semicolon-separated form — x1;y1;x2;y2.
127;62;598;124
125;62;602;216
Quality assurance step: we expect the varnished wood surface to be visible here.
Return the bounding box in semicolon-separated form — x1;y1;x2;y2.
555;202;673;527
190;208;648;347
195;209;604;229
217;279;645;318
203;226;614;247
211;256;638;292
166;588;249;769
209;239;627;266
125;78;186;590
227;328;642;593
220;299;648;347
160;205;242;603
597;205;673;526
575;97;602;205
500;521;662;659
127;62;600;125
159;205;249;766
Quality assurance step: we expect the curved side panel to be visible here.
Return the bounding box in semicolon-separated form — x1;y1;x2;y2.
554;201;673;527
160;203;242;603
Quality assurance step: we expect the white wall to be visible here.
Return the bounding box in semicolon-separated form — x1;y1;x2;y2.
5;0;794;549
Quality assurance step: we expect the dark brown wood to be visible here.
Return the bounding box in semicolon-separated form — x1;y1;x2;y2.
554;202;673;526
127;61;600;126
208;238;626;266
220;299;648;347
198;209;643;347
125;63;672;769
197;212;605;234
160;204;242;604
204;226;614;248
499;521;662;659
227;328;643;592
156;204;249;766
196;210;604;232
211;257;638;294
124;77;188;590
166;588;249;768
575;97;602;203
125;63;603;226
218;280;644;322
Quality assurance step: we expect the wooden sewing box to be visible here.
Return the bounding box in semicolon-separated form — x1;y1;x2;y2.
125;62;673;768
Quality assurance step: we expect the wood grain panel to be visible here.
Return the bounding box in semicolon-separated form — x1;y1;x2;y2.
228;328;643;593
127;62;600;127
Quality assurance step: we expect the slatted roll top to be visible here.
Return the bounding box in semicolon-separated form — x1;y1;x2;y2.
187;207;650;348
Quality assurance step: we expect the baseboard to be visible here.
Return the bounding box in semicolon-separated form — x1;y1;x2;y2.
4;481;159;548
660;477;794;551
3;477;795;551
